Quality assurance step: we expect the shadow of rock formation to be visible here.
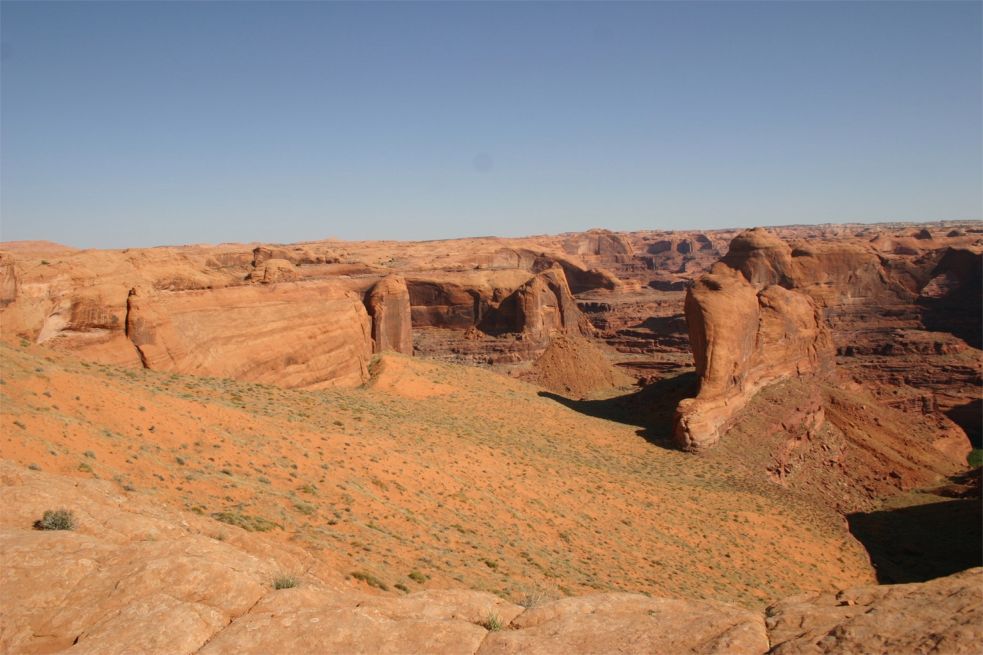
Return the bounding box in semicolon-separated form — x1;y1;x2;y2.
945;398;982;449
538;372;698;448
847;497;982;584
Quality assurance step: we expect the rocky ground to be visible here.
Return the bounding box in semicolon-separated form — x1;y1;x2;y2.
1;222;981;653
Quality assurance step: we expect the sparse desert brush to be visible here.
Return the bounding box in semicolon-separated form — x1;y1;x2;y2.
482;614;504;631
211;511;279;532
273;575;298;590
34;509;76;531
351;571;388;591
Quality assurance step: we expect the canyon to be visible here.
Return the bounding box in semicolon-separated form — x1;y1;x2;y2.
1;222;980;654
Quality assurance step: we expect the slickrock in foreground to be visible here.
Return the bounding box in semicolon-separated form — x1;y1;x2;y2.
2;461;980;655
477;594;768;655
766;567;983;655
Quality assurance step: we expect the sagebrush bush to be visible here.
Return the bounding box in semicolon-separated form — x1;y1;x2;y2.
273;575;297;590
35;509;76;531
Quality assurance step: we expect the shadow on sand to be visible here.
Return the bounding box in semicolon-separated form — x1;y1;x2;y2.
538;372;698;449
847;497;982;584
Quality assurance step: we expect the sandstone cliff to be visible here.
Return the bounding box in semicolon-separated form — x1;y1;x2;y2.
674;262;835;451
366;274;413;355
126;282;373;388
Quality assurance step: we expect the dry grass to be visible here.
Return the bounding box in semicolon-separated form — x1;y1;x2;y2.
0;342;875;608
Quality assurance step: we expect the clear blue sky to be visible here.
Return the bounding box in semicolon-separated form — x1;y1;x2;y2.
2;1;981;248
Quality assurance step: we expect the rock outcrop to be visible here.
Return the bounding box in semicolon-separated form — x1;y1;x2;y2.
765;567;983;655
0;252;16;307
674;262;835;451
480;268;593;341
366;274;413;355
126;282;373;388
480;593;769;655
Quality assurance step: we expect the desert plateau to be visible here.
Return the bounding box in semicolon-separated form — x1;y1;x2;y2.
3;1;982;652
0;222;980;654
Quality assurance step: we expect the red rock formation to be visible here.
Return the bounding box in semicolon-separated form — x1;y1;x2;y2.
246;258;298;284
126;282;373;388
366;274;413;355
674;263;835;451
480;267;593;341
0;253;16;308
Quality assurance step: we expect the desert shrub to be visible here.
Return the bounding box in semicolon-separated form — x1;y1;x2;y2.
407;570;428;584
351;571;388;591
482;614;504;631
273;575;297;590
211;511;279;532
968;449;983;468
34;509;76;531
293;501;316;515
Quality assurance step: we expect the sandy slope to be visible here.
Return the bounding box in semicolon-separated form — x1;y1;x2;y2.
0;341;874;609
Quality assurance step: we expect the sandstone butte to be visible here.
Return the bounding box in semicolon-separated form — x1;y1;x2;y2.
0;222;981;654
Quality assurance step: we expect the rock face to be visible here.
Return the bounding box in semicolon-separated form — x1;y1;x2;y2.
674;262;835;451
0;252;16;307
766;567;983;655
366;274;413;354
245;258;297;284
126;282;373;388
480;268;593;341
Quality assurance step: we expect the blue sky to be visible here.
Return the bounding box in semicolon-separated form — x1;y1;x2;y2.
2;1;980;248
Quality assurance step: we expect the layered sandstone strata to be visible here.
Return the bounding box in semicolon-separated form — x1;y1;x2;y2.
126;282;373;388
673;263;835;451
366;274;413;355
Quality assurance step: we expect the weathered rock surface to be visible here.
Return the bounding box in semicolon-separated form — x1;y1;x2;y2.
766;567;983;655
478;593;770;655
674;263;835;451
366;274;413;354
480;268;593;342
0;252;17;307
126;282;373;388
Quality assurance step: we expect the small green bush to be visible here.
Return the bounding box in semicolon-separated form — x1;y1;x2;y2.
34;509;76;531
408;570;428;584
482;614;504;631
273;575;297;590
968;449;983;468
